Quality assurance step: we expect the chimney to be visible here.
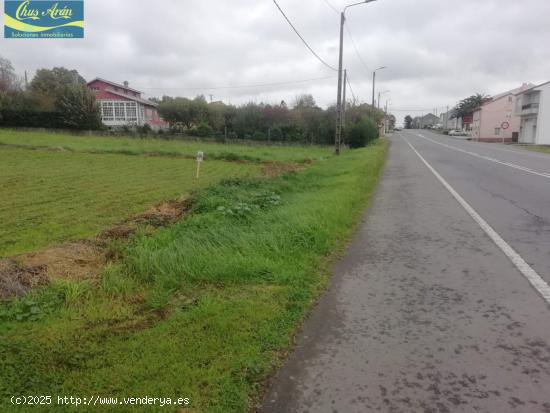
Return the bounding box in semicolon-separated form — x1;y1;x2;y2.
123;80;129;88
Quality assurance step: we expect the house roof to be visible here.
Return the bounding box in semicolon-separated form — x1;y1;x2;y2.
487;83;534;101
87;77;142;94
514;80;550;95
107;89;158;107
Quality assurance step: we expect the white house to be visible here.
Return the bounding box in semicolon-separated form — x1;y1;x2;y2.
515;81;550;145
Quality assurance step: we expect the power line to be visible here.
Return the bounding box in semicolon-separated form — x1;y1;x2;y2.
134;75;335;92
346;74;357;104
320;0;339;14
345;22;373;73
272;0;338;72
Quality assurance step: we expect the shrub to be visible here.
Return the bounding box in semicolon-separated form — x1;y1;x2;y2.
193;122;214;137
348;117;379;148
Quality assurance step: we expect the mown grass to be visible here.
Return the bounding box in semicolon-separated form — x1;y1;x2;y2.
0;140;387;412
0;129;332;163
0;146;260;257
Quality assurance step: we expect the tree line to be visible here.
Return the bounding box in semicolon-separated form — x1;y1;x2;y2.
0;55;384;146
0;56;102;130
157;94;384;146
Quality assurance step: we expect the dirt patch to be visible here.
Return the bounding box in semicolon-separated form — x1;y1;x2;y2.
0;260;48;299
262;162;306;178
101;198;190;240
45;146;68;152
0;198;191;300
22;241;104;281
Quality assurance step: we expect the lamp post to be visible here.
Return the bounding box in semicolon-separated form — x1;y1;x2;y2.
377;89;390;110
334;0;377;155
371;66;387;108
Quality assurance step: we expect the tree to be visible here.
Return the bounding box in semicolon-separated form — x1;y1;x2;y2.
293;94;316;109
55;84;102;129
404;115;413;129
30;67;86;110
0;56;19;92
452;93;491;127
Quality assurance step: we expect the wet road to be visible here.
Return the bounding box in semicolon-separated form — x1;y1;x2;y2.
260;132;550;413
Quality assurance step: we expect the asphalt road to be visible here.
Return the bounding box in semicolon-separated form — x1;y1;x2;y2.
260;131;550;413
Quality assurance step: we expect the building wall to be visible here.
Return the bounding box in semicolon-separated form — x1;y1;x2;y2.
517;83;550;145
472;95;519;142
537;84;550;145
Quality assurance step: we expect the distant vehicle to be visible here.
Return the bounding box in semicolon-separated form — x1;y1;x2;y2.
394;127;402;131
449;129;468;136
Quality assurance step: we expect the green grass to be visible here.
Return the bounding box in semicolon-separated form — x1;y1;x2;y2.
0;146;260;257
0;140;388;412
0;129;332;163
519;144;550;155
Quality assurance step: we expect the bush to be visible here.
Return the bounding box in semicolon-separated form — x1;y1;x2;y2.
193;122;214;137
0;110;65;128
348;117;378;148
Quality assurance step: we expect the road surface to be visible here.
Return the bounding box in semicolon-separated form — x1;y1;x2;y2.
260;131;550;413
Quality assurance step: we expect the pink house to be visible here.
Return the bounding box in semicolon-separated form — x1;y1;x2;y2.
471;84;532;142
87;78;168;130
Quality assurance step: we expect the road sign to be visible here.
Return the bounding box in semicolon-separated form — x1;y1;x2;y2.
501;121;510;130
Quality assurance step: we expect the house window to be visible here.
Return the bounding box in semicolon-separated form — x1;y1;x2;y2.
101;102;114;121
125;102;137;122
508;96;513;103
495;128;501;136
114;102;126;121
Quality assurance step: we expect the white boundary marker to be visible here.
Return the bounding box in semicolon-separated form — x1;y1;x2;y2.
400;133;550;305
415;132;550;180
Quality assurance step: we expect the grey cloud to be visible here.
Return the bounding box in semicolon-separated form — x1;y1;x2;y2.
1;0;549;123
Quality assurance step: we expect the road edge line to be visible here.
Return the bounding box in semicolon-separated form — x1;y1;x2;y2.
400;133;550;306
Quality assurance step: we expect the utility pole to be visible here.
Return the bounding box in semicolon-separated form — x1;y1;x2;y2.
372;71;376;107
24;70;28;89
371;66;386;108
334;0;377;155
341;69;347;145
209;94;214;103
334;11;345;155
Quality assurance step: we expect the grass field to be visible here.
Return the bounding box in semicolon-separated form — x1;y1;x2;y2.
0;129;332;163
0;130;387;413
0;146;260;257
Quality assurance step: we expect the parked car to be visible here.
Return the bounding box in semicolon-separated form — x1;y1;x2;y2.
394;127;402;131
449;129;467;136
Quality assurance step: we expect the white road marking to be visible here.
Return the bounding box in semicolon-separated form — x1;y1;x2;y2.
414;132;550;180
474;140;550;161
400;133;550;306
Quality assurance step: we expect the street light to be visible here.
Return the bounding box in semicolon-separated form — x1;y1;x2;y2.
372;66;387;108
334;0;377;155
378;89;390;109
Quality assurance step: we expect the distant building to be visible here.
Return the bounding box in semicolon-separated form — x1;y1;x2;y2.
87;78;168;130
471;84;532;142
515;81;550;145
412;113;440;129
439;111;462;130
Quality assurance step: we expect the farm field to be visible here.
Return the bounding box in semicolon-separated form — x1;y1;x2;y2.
0;145;260;258
0;130;387;413
0;129;332;163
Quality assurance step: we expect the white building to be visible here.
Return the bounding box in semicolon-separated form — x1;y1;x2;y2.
515;81;550;145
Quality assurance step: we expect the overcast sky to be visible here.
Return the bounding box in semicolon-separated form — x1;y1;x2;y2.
1;0;549;124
